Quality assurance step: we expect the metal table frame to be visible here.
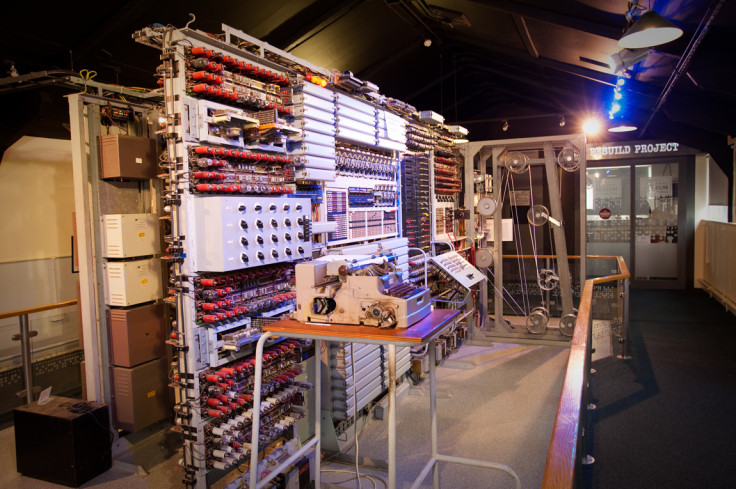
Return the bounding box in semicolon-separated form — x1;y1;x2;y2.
248;309;520;489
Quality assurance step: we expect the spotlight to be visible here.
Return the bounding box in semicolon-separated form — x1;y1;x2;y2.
619;10;683;49
559;116;566;127
582;118;602;136
607;48;649;74
423;38;432;47
502;120;509;132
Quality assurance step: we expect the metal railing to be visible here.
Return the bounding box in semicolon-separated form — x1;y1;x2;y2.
541;256;630;488
0;300;78;403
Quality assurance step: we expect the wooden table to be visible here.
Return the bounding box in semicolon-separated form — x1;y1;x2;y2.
247;309;461;489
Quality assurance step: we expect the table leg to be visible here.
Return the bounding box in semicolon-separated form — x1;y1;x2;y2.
388;343;396;489
429;339;439;489
314;339;322;489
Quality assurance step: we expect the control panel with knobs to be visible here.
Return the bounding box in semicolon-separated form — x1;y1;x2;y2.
193;196;312;271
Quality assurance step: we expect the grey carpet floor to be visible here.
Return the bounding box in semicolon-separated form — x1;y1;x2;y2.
0;342;568;489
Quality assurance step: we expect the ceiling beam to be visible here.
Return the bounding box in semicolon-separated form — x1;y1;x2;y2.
263;0;366;52
464;0;623;40
443;32;660;98
512;15;539;58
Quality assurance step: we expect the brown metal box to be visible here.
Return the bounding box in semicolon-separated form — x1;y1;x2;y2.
99;134;157;179
112;358;169;432
108;303;166;367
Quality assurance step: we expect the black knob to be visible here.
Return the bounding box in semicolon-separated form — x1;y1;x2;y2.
284;233;291;241
257;251;265;260
254;203;262;211
270;218;278;228
297;232;304;240
269;203;277;211
297;246;305;254
237;204;246;212
295;204;302;211
240;237;248;246
271;249;279;258
240;220;248;230
241;253;249;263
256;219;263;228
284;218;291;226
284;247;292;256
271;234;278;243
256;235;264;244
283;204;290;211
297;217;304;225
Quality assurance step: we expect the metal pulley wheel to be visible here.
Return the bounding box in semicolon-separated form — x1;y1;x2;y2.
559;308;578;336
537;269;559;291
477;197;498;216
504;151;529;174
526;306;550;334
557;147;580;172
527;204;550;226
475;248;494;268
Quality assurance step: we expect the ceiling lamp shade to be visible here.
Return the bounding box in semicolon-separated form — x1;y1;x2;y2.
619;11;683;49
608;123;638;133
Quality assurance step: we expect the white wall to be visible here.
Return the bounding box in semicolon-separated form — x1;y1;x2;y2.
694;154;729;288
0;137;79;368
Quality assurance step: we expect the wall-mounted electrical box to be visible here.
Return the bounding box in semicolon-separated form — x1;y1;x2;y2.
112;357;169;431
102;213;160;258
108;303;166;367
99;134;157;180
104;258;162;306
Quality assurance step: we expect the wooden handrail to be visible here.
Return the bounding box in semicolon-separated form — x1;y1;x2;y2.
541;255;630;489
0;300;78;320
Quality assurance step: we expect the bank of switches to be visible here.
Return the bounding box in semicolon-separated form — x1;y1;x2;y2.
178;340;312;471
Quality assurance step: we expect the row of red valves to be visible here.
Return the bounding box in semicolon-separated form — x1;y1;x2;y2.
194;183;292;194
189;83;292;114
190;47;290;86
192;145;292;163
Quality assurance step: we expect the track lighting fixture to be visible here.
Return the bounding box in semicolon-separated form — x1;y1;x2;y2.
559;116;566;127
502;120;509;132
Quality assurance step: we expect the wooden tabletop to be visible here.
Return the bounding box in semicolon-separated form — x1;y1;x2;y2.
263;309;461;346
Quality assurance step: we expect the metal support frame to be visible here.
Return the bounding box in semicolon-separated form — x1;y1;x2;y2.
461;134;586;335
543;142;573;316
249;311;518;489
617;277;632;359
69;92;159;404
69;94;106;403
408;336;521;489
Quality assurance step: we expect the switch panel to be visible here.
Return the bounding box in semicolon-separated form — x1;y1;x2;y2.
192;195;312;272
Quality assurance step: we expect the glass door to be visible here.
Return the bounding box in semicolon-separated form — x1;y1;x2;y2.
587;158;688;288
586;165;631;278
633;162;680;283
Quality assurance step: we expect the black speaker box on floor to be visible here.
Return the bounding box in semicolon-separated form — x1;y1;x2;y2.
14;396;112;487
